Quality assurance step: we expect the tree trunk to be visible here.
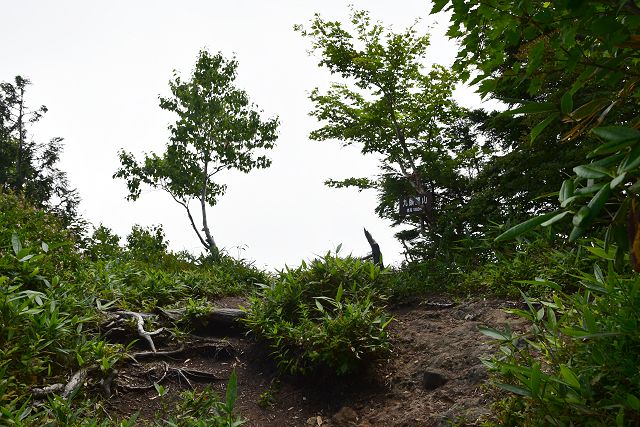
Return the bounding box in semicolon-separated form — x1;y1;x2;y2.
15;85;24;190
200;160;220;260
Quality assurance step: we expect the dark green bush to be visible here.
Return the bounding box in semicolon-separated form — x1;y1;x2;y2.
0;191;262;423
86;224;122;261
457;237;586;297
125;224;169;265
482;259;640;426
245;253;392;376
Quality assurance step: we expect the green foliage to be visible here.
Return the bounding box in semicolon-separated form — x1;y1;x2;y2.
442;0;640;112
158;372;243;426
297;9;492;258
0;190;83;279
0;191;264;422
257;379;280;409
86;224;122;261
125;224;169;265
0;233;122;423
0;76;81;229
115;50;279;256
458;237;585;297
245;253;392;376
382;232;586;299
442;0;640;255
481;261;640;425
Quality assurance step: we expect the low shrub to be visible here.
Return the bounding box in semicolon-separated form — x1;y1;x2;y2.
457;237;586;297
0;191;261;422
481;259;640;425
244;253;392;376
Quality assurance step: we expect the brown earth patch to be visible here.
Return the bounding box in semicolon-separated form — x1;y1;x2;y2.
107;296;527;426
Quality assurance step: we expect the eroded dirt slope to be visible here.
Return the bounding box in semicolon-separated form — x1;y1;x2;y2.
108;297;526;426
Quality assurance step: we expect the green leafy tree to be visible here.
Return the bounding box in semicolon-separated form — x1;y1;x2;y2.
125;224;168;264
115;51;279;259
437;0;640;265
86;224;122;261
0;76;81;227
297;9;480;257
433;1;640;424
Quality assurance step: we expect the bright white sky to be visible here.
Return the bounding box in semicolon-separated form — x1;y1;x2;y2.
1;0;492;270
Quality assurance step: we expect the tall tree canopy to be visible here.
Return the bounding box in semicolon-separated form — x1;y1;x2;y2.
115;50;279;258
297;9;489;258
437;0;640;264
0;76;80;227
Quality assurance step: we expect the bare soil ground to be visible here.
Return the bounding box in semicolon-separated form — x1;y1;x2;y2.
107;296;527;426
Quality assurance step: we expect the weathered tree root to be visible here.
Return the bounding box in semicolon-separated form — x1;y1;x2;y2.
31;367;91;400
130;340;233;361
117;362;225;391
115;311;164;352
131;345;187;360
31;383;65;399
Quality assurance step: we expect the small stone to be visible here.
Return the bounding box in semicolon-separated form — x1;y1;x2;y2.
422;370;448;390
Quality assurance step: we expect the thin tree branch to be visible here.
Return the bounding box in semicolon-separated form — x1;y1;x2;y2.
168;192;209;249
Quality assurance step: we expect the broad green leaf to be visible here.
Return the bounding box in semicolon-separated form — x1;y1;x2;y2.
18;254;34;263
626;394;640;411
575;183;606;195
587;184;611;217
495;382;532;397
584;245;616;260
619;142;640;173
561;92;573;114
610;172;627;189
541;211;572;227
430;0;449;13
11;233;22;256
572;206;591;227
226;370;238;412
335;284;344;304
478;326;510;340
530;364;542;397
41;242;49;253
503;102;556;115
588;138;636;158
561;195;580;208
591;152;625;167
569;225;585;242
573;164;609;179
530;113;560;143
559;365;581;390
559;179;574;202
592;126;640;143
494;211;558;242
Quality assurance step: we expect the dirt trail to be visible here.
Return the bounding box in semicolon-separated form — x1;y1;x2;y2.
108;297;526;426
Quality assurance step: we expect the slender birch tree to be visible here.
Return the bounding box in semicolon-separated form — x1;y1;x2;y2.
115;50;279;259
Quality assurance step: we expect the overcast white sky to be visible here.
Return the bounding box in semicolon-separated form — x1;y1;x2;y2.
1;1;491;269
